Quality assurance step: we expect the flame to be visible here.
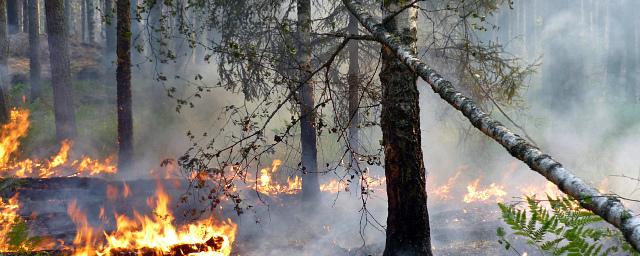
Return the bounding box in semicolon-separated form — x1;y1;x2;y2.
521;181;562;199
253;159;301;195
0;109;116;178
0;194;21;251
431;172;461;200
68;200;100;256
463;179;507;203
96;185;237;256
320;179;348;193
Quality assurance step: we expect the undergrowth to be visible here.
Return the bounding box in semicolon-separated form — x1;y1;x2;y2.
497;195;639;255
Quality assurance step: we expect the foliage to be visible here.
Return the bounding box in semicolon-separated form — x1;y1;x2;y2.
497;196;639;255
6;218;43;252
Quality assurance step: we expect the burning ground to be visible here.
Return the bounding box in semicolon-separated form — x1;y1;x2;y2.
0;107;608;255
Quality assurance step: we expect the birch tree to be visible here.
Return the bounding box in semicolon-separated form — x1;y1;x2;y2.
343;0;640;251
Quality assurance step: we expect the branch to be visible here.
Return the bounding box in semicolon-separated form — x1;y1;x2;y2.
343;0;640;251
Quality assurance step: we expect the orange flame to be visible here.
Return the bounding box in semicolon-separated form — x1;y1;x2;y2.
97;185;237;256
253;159;302;195
463;179;507;203
0;109;116;178
0;194;21;251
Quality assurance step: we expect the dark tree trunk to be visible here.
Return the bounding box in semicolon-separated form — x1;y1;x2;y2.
28;0;40;101
130;0;140;63
85;0;94;43
103;0;116;59
21;0;27;33
7;0;19;33
379;2;432;255
347;12;360;174
296;0;320;201
116;0;133;172
0;0;9;123
45;0;77;141
81;0;86;42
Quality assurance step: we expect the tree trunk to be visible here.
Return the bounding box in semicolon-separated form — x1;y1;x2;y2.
296;0;320;201
116;0;133;172
376;1;432;255
64;0;72;35
21;0;27;33
103;0;115;59
28;0;40;101
344;0;640;250
7;0;19;33
81;0;86;42
85;0;94;43
0;0;9;123
347;12;361;191
45;0;77;141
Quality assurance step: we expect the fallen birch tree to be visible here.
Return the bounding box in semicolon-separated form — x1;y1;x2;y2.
343;0;640;251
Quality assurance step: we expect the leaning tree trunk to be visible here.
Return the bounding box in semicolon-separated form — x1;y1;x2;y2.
85;0;95;43
343;0;640;251
297;0;320;201
347;12;360;174
0;0;9;123
116;0;133;173
377;1;432;255
45;0;77;141
28;0;40;101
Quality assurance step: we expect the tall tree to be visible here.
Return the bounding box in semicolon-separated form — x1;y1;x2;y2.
28;0;40;101
7;0;19;33
378;1;432;255
85;0;95;43
116;0;133;172
346;12;360;174
45;0;77;141
21;0;27;33
64;0;72;35
0;0;9;123
103;0;116;59
296;0;320;200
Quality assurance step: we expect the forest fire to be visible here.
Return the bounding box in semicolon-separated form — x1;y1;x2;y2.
66;184;237;256
254;159;302;195
462;179;508;203
0;109;116;178
0;194;20;252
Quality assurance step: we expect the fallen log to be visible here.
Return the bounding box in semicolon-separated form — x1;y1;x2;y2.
107;236;226;256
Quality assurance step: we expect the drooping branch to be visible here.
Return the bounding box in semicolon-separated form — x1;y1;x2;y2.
343;0;640;251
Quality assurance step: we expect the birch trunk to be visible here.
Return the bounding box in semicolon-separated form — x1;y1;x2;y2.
347;13;360;174
343;0;640;251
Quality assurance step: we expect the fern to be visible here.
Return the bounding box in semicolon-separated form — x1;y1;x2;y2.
7;217;43;252
497;195;639;256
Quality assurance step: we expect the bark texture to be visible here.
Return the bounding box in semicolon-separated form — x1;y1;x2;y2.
116;0;133;172
28;0;40;101
378;1;432;255
45;0;77;141
21;0;27;33
0;0;9;123
297;0;320;201
64;0;72;34
343;0;640;251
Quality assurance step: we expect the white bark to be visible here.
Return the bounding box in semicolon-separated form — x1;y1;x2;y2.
343;0;640;251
